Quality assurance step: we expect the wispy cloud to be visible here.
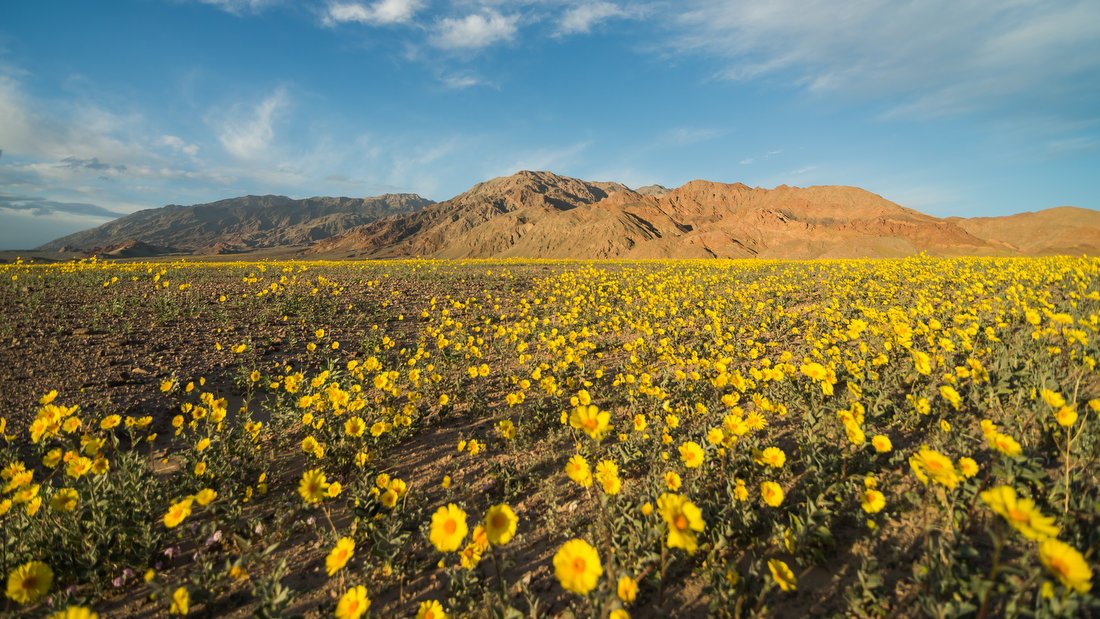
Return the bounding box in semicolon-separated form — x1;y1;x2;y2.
668;0;1100;121
739;149;783;165
58;157;128;173
433;10;519;50
0;193;127;219
159;135;200;157
197;0;280;16
216;88;288;160
0;74;148;163
323;0;423;26
439;73;485;90
557;2;630;36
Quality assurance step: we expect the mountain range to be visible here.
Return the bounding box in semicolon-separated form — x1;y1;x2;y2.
38;171;1100;259
40;193;433;255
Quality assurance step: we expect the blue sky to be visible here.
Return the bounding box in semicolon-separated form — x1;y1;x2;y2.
1;0;1099;249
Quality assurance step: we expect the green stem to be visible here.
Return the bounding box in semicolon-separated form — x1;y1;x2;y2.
488;542;509;610
1063;426;1072;516
658;538;667;607
976;528;1005;619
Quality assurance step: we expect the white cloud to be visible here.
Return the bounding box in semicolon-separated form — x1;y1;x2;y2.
0;75;147;163
159;135;200;157
217;89;288;160
668;0;1100;119
198;0;279;15
433;10;519;49
558;2;628;35
439;73;484;89
323;0;422;26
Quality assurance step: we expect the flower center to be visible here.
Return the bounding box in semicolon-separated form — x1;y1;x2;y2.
491;514;507;529
1049;557;1069;577
444;519;457;535
572;557;587;574
674;514;689;530
1008;508;1030;523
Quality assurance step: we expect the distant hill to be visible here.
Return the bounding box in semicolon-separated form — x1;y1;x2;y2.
310;171;999;259
39;172;1099;259
39;193;434;253
947;207;1100;255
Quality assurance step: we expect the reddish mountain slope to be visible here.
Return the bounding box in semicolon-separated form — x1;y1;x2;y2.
311;171;999;259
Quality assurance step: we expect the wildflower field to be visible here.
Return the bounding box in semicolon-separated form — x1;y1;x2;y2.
0;256;1097;618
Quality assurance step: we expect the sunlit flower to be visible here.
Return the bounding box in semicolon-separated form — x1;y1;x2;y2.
679;441;704;468
66;456;93;479
50;488;79;513
657;492;705;553
569;404;611;440
664;471;682;491
760;481;785;507
553;539;602;595
986;431;1023;457
326;537;355;576
861;489;885;514
617;575;638;604
170;586;189;615
909;447;959;489
958;457;979;478
484;504;518;546
335;585;371;619
194;488;217;506
768;558;797;591
344;417;366;437
47;606;99;619
429;504;468;552
595;460;622;495
871;435;892;453
1038;539;1092;594
1054;406;1078;428
733;479;748;501
5;560;53;604
298;468;329;504
980;486;1059;541
565;454;593;488
754;446;786;468
415;600;447;619
163;498;194;528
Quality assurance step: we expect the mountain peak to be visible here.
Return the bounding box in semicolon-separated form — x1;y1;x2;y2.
454;170;631;213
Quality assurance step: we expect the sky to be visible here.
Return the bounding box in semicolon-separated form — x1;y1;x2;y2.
1;0;1099;249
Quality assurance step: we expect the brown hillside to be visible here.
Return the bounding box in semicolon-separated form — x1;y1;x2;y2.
948;207;1100;255
311;172;997;259
40;170;1098;260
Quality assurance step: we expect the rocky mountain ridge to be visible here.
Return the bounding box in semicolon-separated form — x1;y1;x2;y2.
40;193;434;254
40;171;1099;259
